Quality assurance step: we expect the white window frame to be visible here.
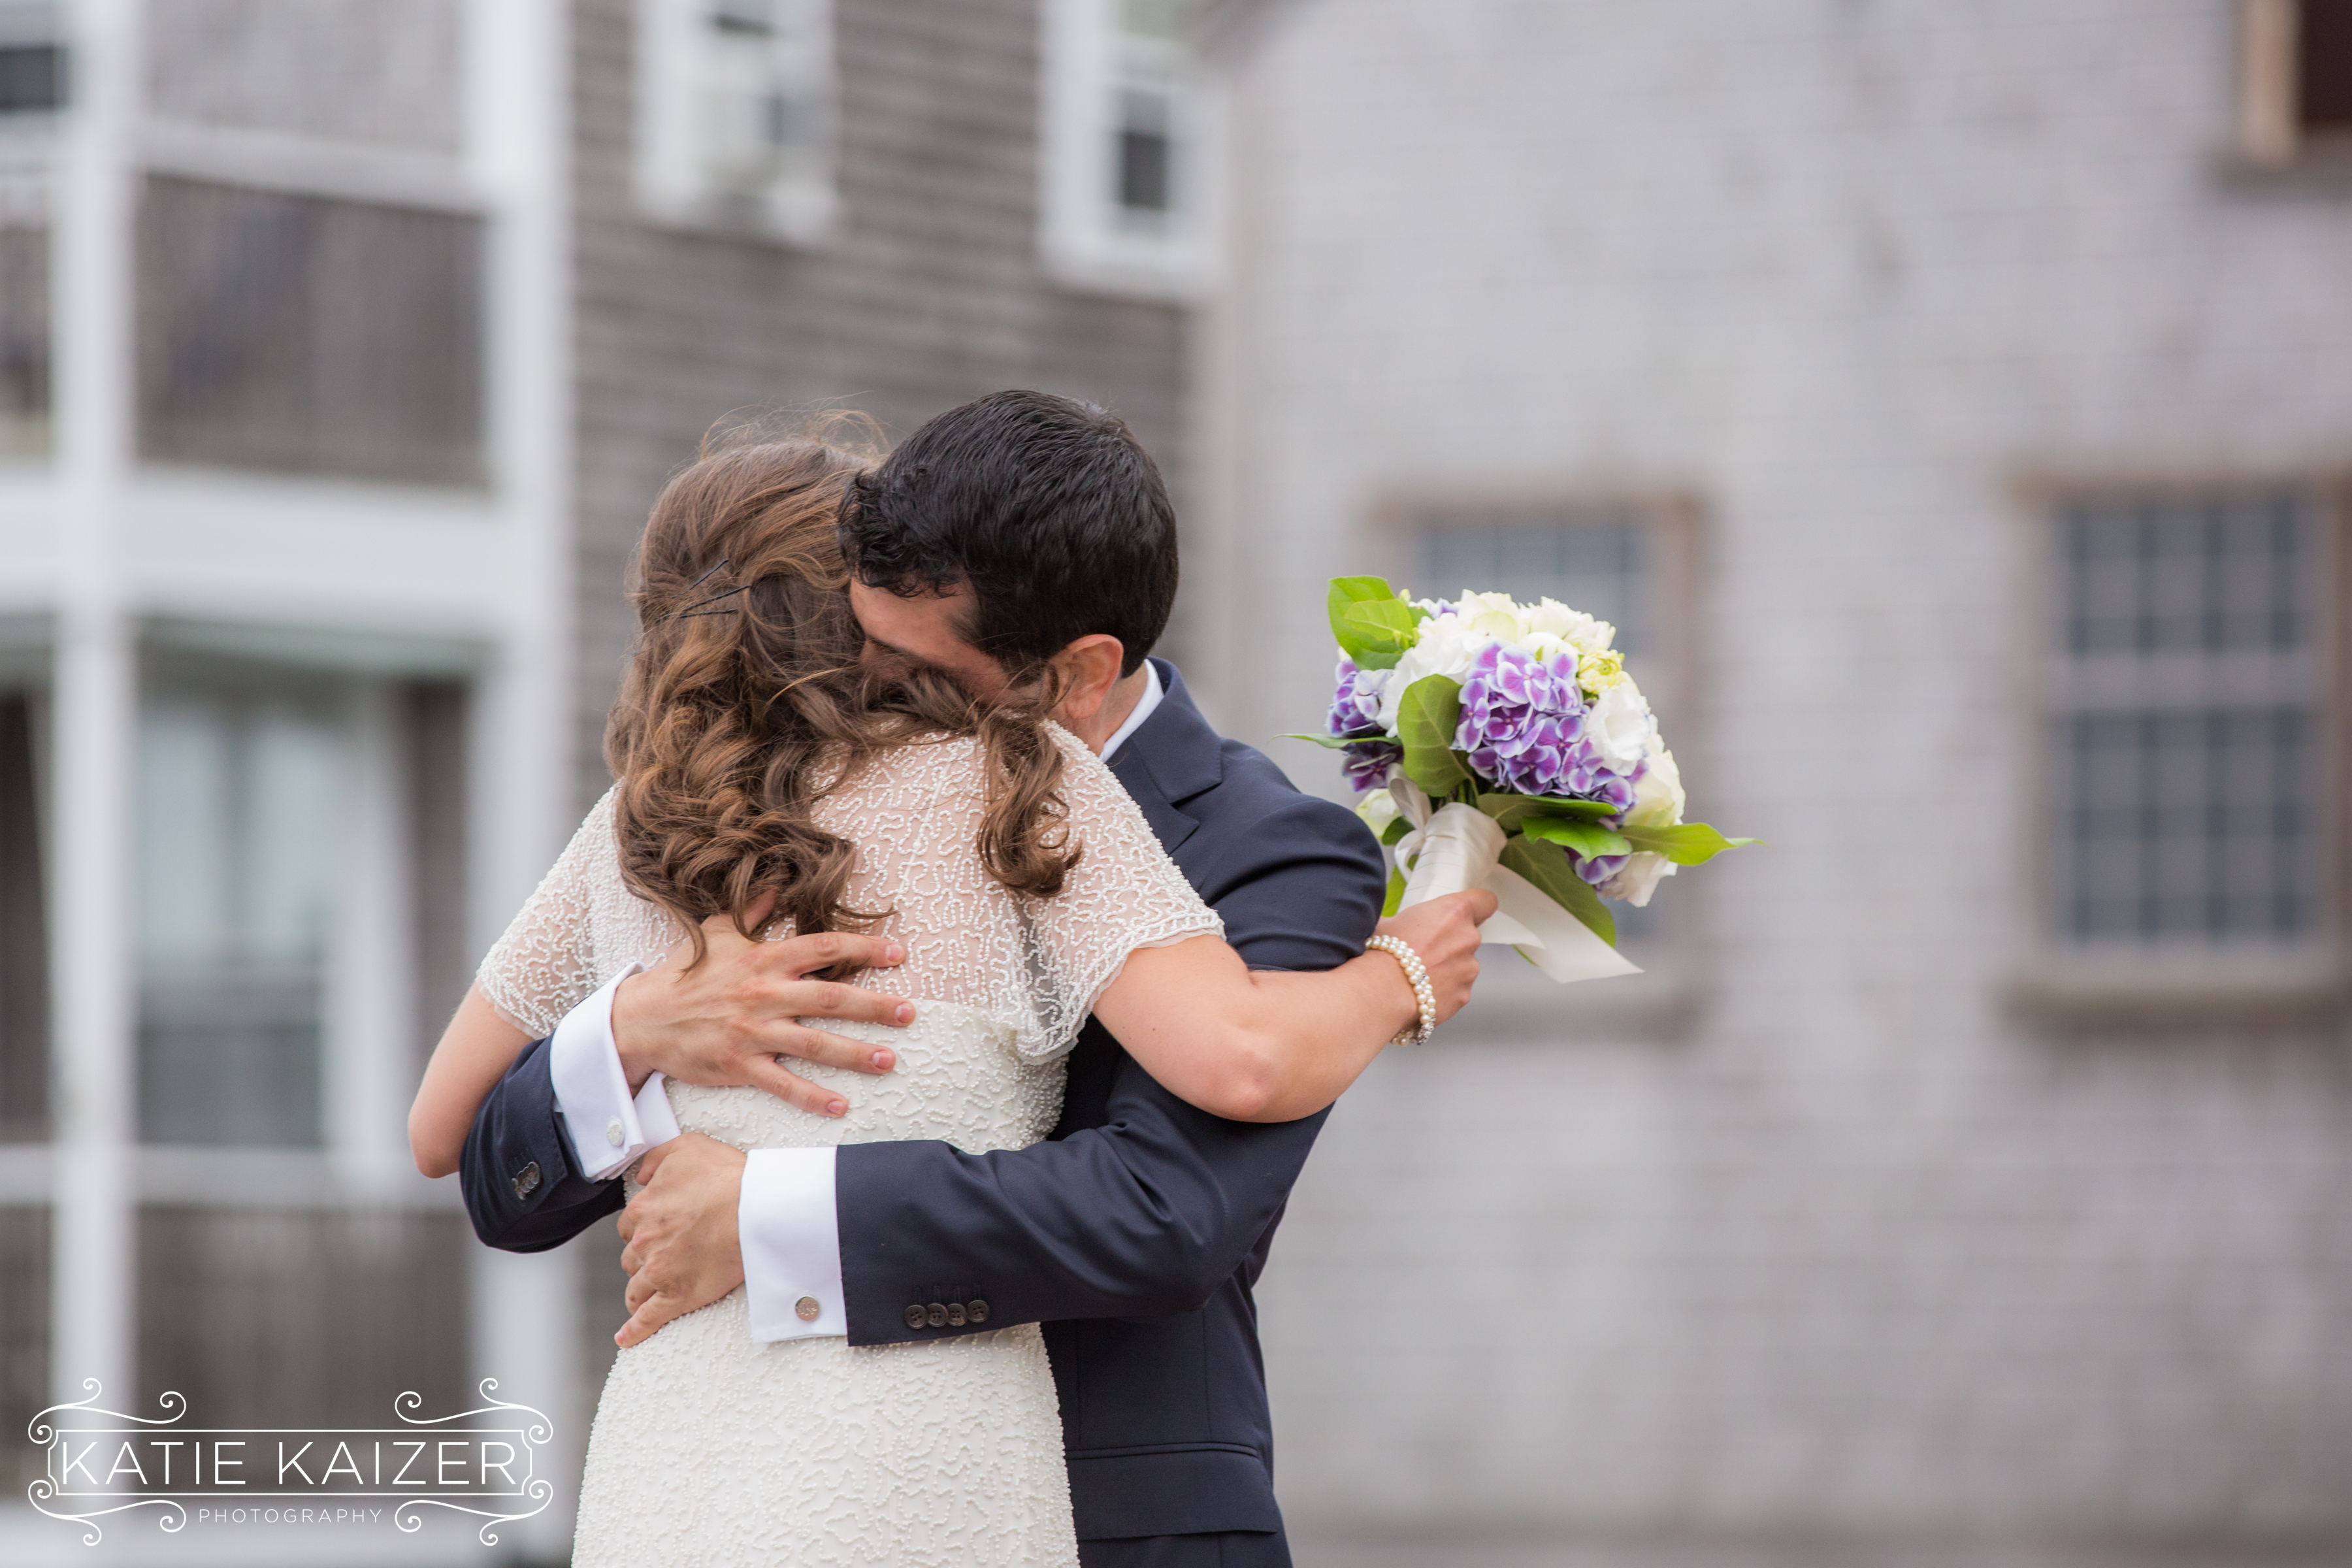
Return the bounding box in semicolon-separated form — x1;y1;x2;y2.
634;0;839;246
2016;476;2347;1014
1039;0;1215;300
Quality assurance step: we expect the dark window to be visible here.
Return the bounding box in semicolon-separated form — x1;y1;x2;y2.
0;1205;50;1495
2051;492;2329;945
137;1207;468;1429
1117;90;1172;214
0;44;61;114
0;225;46;454
0;692;46;1142
2298;0;2352;133
405;681;469;1077
137;177;484;485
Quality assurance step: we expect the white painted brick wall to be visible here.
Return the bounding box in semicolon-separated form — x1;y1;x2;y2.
1192;0;2352;1548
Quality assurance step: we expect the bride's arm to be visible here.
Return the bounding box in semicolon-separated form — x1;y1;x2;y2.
1091;889;1492;1125
410;988;533;1178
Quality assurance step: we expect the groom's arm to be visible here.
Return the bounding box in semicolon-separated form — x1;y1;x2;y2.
459;1033;628;1252
813;791;1385;1345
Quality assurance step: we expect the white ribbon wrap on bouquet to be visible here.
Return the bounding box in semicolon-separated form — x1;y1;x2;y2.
1388;781;1641;985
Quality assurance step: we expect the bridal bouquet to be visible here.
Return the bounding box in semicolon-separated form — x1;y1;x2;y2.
1295;578;1752;983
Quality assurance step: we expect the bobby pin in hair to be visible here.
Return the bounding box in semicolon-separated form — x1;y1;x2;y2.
672;559;746;619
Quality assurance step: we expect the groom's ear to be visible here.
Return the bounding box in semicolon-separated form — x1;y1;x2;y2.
1047;634;1128;727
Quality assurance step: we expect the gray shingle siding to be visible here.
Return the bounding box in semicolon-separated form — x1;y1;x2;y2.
568;0;1188;807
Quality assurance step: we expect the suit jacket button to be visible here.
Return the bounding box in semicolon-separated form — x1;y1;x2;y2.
904;1305;927;1331
966;1299;988;1324
925;1303;948;1328
795;1296;821;1322
945;1302;966;1327
510;1162;540;1200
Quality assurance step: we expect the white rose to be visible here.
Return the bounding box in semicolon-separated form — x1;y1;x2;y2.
1356;789;1401;837
1523;596;1614;657
1376;612;1498;728
1624;743;1684;828
1586;680;1653;773
1600;851;1675;907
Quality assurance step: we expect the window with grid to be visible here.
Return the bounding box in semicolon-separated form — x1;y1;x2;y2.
635;0;836;242
2049;490;2336;949
1413;506;1688;951
1041;0;1204;295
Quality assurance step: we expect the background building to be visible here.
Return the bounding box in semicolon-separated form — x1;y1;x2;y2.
0;0;1196;1560
1190;3;2352;1564
3;1;2350;1566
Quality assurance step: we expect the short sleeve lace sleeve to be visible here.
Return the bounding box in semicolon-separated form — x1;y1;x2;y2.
1016;727;1223;1058
476;790;620;1039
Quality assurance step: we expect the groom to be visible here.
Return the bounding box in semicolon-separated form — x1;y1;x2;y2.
461;390;1478;1566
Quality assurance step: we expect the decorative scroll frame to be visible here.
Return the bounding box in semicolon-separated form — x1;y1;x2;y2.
27;1379;554;1547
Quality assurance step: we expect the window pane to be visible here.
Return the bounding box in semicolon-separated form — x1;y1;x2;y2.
1420;516;1653;657
143;0;460;152
405;681;469;1077
137;177;484;485
2299;0;2352;133
0;223;46;456
2059;493;2310;658
137;1206;468;1429
0;1205;49;1495
2052;491;2327;948
2058;708;2317;939
0;42;61;114
137;674;346;1147
0;691;46;1141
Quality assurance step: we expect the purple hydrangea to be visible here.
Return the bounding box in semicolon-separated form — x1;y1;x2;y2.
1325;658;1390;740
1340;740;1404;792
1454;642;1639;812
1326;658;1401;793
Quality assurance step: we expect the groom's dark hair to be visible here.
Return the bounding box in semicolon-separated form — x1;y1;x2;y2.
839;390;1177;677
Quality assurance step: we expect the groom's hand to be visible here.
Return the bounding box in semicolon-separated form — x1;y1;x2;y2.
615;1133;745;1348
612;891;916;1119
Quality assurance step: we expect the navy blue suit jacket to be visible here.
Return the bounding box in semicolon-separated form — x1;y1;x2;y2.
459;661;1387;1546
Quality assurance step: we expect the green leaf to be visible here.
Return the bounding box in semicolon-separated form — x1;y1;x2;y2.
1395;675;1471;797
1476;792;1620;832
1328;578;1418;670
1381;866;1407;917
1501;838;1616;947
1617;822;1760;866
1380;814;1413;847
1274;732;1359;749
1521;817;1632;858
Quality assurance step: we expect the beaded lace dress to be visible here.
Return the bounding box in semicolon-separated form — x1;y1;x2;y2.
476;726;1221;1567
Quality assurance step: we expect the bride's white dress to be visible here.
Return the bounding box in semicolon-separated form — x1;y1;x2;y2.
476;727;1222;1567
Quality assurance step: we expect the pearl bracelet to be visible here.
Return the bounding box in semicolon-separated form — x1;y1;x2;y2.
1364;934;1437;1047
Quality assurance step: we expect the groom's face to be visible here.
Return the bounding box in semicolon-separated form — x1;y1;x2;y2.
849;579;1010;698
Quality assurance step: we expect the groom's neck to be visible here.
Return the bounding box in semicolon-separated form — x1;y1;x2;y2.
1061;666;1152;755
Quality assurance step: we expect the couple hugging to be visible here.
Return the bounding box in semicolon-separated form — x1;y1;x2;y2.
408;390;1493;1567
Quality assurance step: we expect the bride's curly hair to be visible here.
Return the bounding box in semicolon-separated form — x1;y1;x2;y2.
604;415;1081;970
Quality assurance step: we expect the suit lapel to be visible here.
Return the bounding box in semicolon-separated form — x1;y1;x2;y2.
1105;659;1222;860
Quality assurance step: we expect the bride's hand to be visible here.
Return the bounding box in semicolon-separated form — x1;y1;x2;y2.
1372;889;1495;1030
612;892;917;1119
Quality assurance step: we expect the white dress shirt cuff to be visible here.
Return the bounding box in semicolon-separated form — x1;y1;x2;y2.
740;1147;845;1341
548;963;679;1182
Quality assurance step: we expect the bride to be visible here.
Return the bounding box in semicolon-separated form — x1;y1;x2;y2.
408;427;1482;1566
